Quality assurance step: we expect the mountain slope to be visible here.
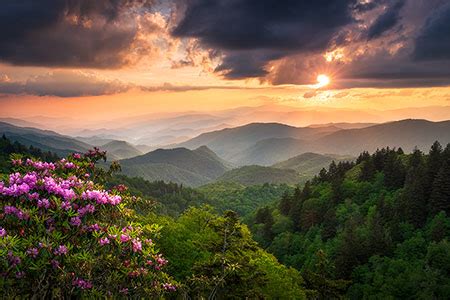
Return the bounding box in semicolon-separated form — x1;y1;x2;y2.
272;152;354;177
216;165;299;186
315;119;450;155
225;119;450;165
118;146;231;186
99;140;142;160
177;123;340;164
0;122;92;156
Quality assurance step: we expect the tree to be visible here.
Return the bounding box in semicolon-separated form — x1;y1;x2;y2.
429;151;450;216
359;158;376;182
255;206;274;242
401;149;428;227
382;150;406;190
303;250;350;299
279;191;292;216
426;141;443;198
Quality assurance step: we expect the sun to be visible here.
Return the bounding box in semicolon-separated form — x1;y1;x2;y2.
316;74;331;88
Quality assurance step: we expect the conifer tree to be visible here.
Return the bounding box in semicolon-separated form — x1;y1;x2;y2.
279;191;292;216
429;145;450;216
426;141;443;198
402;149;428;227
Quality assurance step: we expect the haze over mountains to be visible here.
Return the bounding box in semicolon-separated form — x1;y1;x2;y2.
177;119;450;165
5;104;450;150
1;117;450;186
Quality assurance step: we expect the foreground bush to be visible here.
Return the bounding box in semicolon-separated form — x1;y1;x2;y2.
0;149;175;298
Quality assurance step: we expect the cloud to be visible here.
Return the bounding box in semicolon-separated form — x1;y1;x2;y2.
367;0;405;39
0;0;165;68
0;73;271;97
172;0;357;79
3;0;450;89
0;71;129;97
303;91;318;99
413;3;450;60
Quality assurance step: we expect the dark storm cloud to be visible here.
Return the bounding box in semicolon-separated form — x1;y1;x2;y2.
367;0;405;40
0;0;156;68
413;3;450;61
173;0;357;78
0;71;129;97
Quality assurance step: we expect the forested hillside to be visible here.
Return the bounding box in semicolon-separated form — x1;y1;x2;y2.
249;142;450;298
0;135;59;173
0;143;307;298
117;146;232;186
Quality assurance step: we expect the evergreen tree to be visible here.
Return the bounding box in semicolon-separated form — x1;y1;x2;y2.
359;158;376;182
383;150;406;190
402;149;428;227
279;191;292;216
429;148;450;216
426;141;443;198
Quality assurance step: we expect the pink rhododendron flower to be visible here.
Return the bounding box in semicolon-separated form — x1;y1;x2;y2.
72;278;93;289
99;237;110;245
0;227;6;237
26;248;39;258
120;234;130;243
65;162;76;169
61;201;71;210
51;259;60;269
37;198;50;209
70;216;81;227
162;283;177;291
132;239;142;252
54;245;68;256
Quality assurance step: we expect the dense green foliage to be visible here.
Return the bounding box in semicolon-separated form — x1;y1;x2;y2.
0;149;175;298
199;181;292;216
107;175;292;218
0;135;59;174
249;142;450;298
144;207;306;299
1;146;309;298
4;134;450;298
272;152;354;179
106;175;211;216
118;146;231;187
216;165;300;186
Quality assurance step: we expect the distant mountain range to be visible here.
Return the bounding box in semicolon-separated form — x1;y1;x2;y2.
0;121;91;157
2;118;450;187
117;146;232;187
0;122;142;160
177;122;340;164
98;141;142;160
177;119;450;165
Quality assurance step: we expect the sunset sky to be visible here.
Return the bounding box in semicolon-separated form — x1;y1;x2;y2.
1;0;450;127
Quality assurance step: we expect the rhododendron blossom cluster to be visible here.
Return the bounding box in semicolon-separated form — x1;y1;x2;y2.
0;149;176;298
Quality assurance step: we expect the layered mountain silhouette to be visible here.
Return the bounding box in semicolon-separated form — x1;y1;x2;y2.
178;119;450;165
98;140;142;160
0;122;91;156
117;146;232;187
2;119;450;186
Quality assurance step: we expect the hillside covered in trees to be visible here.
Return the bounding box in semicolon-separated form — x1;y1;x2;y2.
249;142;450;298
0;137;307;298
2;136;450;298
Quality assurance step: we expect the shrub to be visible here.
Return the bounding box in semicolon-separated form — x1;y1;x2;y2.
0;149;176;298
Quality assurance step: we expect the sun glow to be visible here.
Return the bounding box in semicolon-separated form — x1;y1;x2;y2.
315;74;330;88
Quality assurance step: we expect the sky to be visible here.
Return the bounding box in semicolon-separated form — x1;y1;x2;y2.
1;0;450;128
